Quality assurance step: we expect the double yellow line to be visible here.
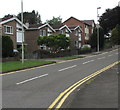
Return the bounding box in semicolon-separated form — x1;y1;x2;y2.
48;61;120;110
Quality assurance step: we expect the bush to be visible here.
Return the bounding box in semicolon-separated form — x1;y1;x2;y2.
2;36;13;57
33;49;71;58
79;45;91;54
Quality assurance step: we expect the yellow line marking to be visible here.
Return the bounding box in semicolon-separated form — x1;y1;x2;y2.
48;61;120;110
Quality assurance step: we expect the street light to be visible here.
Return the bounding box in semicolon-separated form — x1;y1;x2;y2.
97;7;101;52
21;0;24;63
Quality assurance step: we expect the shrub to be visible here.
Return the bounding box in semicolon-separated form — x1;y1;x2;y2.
2;36;13;57
79;45;91;54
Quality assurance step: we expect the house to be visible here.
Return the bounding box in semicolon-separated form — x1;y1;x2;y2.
25;22;83;54
63;17;95;45
63;16;85;45
25;23;56;53
0;16;28;51
68;25;82;49
52;24;72;37
52;24;82;54
83;20;96;43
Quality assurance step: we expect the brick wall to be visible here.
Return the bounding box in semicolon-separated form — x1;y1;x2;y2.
25;29;39;53
2;20;17;49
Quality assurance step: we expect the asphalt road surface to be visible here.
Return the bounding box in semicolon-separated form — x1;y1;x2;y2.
2;49;119;109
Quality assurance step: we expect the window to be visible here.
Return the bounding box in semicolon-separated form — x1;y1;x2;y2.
40;30;43;36
4;25;13;34
75;30;78;36
61;30;64;34
43;30;46;36
40;30;46;36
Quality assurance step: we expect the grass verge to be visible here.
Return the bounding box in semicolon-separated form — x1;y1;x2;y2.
53;56;85;60
1;60;56;73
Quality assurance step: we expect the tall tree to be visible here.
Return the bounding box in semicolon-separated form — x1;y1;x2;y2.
99;6;120;34
90;27;104;50
46;16;62;25
111;24;120;45
2;14;14;20
17;10;42;24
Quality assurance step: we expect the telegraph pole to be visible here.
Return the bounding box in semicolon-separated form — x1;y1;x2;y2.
97;7;101;52
21;0;24;63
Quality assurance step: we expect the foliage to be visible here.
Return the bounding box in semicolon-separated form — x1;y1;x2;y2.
17;10;42;24
104;39;112;49
80;45;91;51
2;36;13;57
90;27;105;50
2;14;14;20
33;49;71;58
46;16;62;25
110;24;120;45
99;6;120;34
37;34;70;52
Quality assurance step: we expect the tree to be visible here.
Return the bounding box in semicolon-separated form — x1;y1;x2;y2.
90;27;104;50
46;16;62;25
17;10;42;24
99;6;120;34
2;14;14;20
37;34;70;52
110;24;120;45
2;36;13;57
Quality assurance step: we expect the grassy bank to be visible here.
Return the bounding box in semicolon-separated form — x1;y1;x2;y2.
2;60;56;73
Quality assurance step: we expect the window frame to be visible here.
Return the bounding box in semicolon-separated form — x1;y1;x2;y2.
4;25;13;34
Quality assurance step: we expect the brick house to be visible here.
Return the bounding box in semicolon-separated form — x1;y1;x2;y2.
25;23;83;54
63;16;95;45
0;16;28;51
68;25;82;49
25;23;55;53
83;20;96;43
63;17;85;45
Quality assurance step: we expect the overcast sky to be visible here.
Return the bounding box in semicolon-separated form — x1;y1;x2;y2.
0;0;119;23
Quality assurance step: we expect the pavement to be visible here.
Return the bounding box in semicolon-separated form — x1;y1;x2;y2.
62;64;119;109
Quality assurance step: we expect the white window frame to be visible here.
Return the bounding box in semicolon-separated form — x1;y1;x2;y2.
43;30;46;36
40;30;43;36
4;25;13;34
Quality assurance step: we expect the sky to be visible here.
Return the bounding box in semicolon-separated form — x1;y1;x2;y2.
0;0;120;23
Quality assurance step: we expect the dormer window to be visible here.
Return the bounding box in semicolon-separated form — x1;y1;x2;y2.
4;25;13;34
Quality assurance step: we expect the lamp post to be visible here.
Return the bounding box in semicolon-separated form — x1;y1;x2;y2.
21;0;24;63
97;7;101;52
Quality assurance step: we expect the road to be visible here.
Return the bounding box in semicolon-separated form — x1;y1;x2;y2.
2;49;119;108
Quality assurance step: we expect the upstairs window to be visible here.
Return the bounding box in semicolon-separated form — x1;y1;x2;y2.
40;30;46;36
4;25;13;34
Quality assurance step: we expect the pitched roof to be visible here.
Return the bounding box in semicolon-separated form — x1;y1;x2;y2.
82;20;95;26
28;23;56;32
0;16;28;29
52;24;72;33
51;24;64;30
63;16;84;24
68;25;83;32
29;24;43;28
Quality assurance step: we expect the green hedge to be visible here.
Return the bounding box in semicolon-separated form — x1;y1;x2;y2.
2;36;13;57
